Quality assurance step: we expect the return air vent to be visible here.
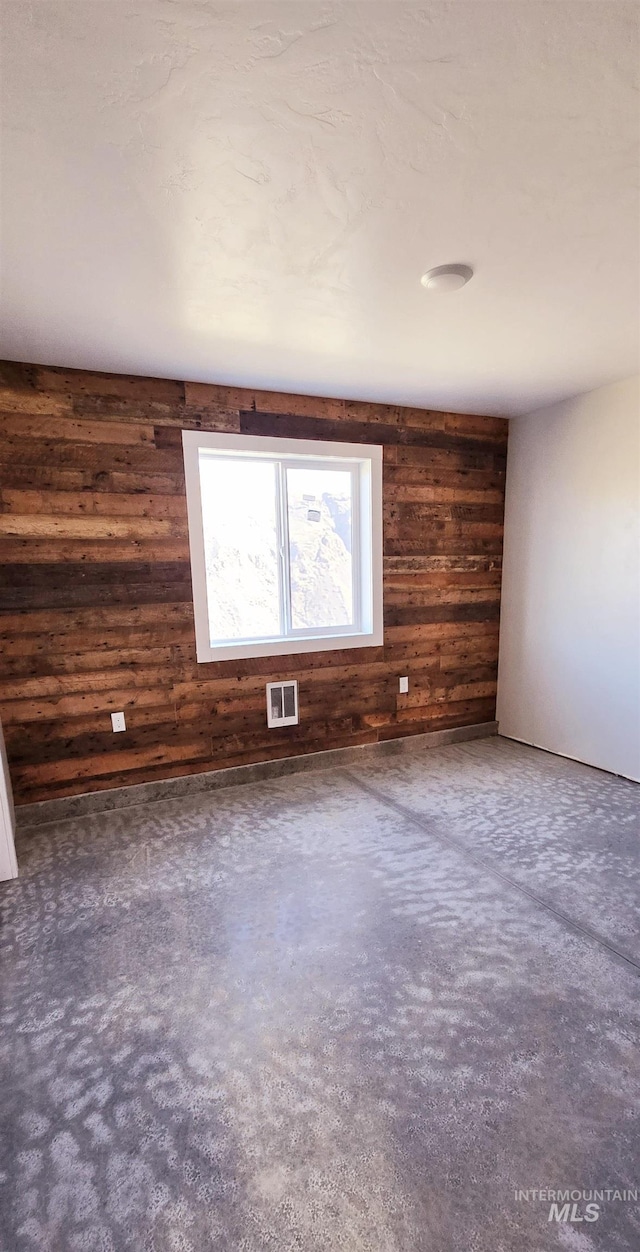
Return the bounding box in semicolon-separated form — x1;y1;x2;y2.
266;680;299;728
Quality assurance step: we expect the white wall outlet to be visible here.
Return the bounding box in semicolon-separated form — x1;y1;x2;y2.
111;711;126;733
399;676;409;694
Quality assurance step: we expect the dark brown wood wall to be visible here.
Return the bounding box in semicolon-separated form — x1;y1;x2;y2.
0;361;508;805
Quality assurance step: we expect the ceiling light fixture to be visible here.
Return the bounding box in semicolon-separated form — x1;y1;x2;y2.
421;263;474;292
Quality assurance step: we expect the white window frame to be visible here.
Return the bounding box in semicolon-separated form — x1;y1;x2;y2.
182;430;384;663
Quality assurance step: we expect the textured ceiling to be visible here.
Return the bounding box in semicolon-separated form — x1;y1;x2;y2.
1;1;638;415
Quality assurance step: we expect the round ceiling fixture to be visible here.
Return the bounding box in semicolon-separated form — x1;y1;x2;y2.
420;263;474;292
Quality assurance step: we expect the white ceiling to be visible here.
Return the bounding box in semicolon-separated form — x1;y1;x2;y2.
1;1;638;415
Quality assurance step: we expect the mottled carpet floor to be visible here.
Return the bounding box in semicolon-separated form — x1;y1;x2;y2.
1;736;639;1252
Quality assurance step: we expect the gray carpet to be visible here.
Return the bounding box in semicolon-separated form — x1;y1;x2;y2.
1;736;639;1251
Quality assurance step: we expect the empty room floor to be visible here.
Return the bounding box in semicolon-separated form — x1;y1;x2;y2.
1;737;639;1252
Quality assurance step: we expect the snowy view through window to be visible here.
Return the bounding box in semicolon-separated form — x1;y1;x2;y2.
199;456;354;645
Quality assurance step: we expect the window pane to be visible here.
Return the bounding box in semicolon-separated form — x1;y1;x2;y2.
199;456;281;643
286;467;354;630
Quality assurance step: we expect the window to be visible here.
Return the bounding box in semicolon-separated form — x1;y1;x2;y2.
182;431;383;662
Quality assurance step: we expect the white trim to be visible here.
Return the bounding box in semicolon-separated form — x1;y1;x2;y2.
278;461;292;637
185;430;379;462
0;718;18;882
182;431;383;664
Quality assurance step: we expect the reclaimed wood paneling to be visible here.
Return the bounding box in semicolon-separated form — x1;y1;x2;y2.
0;361;507;804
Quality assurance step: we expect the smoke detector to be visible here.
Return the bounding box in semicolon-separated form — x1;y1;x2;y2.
420;264;474;292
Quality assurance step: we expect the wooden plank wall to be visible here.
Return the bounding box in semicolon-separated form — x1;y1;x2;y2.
0;361;508;805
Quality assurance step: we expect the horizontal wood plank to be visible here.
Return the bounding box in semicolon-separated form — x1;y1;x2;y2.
1;489;188;518
0;413;155;446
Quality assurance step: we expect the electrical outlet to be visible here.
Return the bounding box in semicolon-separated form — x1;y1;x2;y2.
399;676;409;694
111;711;126;733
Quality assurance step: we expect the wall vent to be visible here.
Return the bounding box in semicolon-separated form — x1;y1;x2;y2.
266;680;298;728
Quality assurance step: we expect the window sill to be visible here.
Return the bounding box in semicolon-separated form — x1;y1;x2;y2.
195;628;383;664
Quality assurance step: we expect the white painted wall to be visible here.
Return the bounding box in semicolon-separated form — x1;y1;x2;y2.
497;376;640;782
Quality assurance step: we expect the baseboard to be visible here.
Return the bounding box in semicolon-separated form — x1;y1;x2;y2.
497;730;640;785
16;721;498;830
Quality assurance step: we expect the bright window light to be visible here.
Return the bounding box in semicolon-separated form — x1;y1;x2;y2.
182;432;383;662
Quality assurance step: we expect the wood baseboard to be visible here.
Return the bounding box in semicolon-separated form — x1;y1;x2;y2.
16;721;498;829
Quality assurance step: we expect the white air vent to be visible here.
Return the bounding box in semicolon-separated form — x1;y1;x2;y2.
266;680;298;728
